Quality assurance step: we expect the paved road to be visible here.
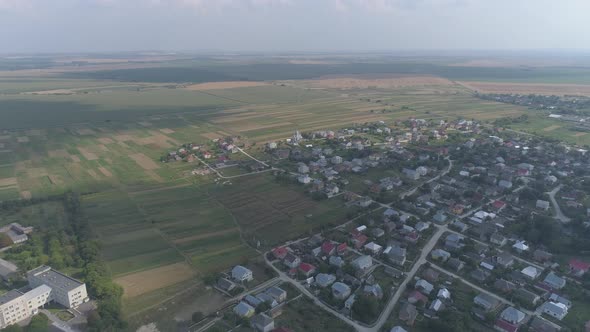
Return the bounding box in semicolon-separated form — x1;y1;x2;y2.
428;263;535;316
370;224;447;331
263;254;372;332
547;184;571;223
400;157;453;199
192;277;281;332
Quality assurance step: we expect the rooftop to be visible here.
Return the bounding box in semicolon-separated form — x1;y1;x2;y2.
27;265;84;292
0;290;23;305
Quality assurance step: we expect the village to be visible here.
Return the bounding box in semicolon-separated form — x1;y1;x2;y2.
179;117;590;332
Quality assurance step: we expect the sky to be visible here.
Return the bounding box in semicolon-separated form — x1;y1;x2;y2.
1;0;590;53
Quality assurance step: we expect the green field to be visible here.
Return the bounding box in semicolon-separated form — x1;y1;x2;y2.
2;55;590;322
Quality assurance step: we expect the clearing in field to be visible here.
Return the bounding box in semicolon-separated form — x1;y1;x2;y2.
98;167;113;177
201;132;224;140
458;81;590;96
185;81;268;90
76;128;96;135
97;137;115;144
48;175;63;185
77;147;98;160
543;125;561;132
17;136;29;143
48;149;71;159
0;177;17;187
159;128;175;134
115;262;195;298
129;153;160;170
573;132;587;137
87;170;100;180
305;75;453;89
70;155;81;162
20;191;31;199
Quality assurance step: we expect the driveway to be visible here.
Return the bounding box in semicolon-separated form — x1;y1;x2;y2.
547;185;571;223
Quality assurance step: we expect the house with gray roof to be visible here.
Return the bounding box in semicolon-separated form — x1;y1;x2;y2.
251;313;275;332
543;272;566;290
473;293;500;311
514;287;540;306
500;306;526;324
542;302;569;320
266;286;287;303
315;273;336;288
331;282;351;300
234;301;255;318
231;265;253;282
351;255;373;271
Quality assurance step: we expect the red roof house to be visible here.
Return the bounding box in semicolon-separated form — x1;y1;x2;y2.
570;259;590;277
337;242;348;254
492;200;507;210
272;247;288;260
495;319;519;332
321;242;336;256
352;234;368;249
299;263;316;277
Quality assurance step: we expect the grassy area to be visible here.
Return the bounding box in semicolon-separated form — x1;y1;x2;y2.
275;296;356;332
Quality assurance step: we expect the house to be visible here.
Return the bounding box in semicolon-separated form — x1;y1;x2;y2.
234;301;255;318
494;319;519;332
351;255;373;271
496;252;515;268
272;247;288;260
433;212;448;224
364;242;383;255
543;272;566;290
363;284;383;299
499;180;513;189
451;221;468;233
283;253;301;269
501;306;526;325
387;247;407;266
521;266;541;280
0;258;18;281
569;259;590;277
398;303;418;326
298;263;316;277
337;242;347;254
536;200;550;211
471;268;491;282
408;290;428;305
437;288;451;300
447;257;465;272
549;293;572;309
298;174;312;184
533;249;553;263
494;279;516;294
474;293;501;311
331;282;351;300
529;316;562;332
352;233;368;249
251;313;275;332
344;294;356;310
232;265;253;282
514;288;540;306
244;294;263;308
329;256;345;268
321;242;336;256
513;241;529;253
491;233;507;246
415;279;434;295
266;286;287;303
415;221;430;232
431;249;451;262
542;301;568;320
444;234;465;251
422;268;440;283
256;293;278;308
403;168;420;180
429;299;444;313
390;327;408;332
315;273;336;288
217;278;236;292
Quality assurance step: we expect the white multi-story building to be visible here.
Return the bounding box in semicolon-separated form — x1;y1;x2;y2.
0;266;88;329
27;266;89;309
0;285;51;329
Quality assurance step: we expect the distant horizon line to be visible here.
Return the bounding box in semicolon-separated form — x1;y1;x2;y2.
2;48;590;58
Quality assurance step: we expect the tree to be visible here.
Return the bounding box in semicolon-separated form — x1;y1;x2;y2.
352;295;380;323
26;313;49;332
3;325;23;332
0;233;13;248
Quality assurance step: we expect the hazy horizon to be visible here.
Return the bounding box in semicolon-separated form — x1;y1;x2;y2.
1;0;590;54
